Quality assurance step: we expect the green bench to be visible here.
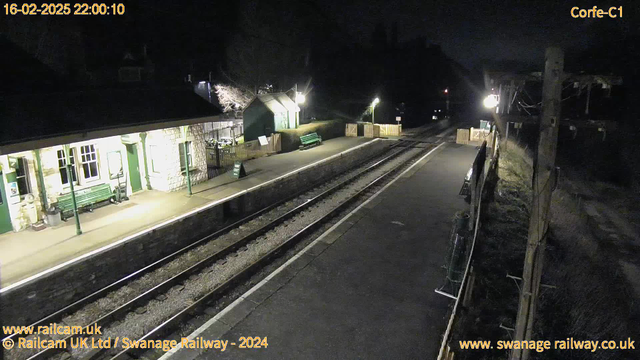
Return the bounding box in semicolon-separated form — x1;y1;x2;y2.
299;132;322;150
57;183;115;220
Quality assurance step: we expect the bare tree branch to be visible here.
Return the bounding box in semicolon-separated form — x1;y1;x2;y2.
214;84;253;113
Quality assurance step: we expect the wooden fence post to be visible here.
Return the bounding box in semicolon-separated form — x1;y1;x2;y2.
511;47;564;360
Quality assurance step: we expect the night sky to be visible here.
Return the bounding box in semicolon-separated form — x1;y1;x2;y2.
319;0;637;69
4;0;637;75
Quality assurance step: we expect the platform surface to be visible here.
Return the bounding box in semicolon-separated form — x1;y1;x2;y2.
0;137;374;288
167;142;478;360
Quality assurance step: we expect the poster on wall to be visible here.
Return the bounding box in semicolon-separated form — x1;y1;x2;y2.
107;151;123;179
8;182;20;204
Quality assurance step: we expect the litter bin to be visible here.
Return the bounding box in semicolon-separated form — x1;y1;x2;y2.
46;208;62;227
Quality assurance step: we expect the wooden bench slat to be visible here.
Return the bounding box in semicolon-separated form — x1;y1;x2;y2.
57;183;114;219
299;132;322;148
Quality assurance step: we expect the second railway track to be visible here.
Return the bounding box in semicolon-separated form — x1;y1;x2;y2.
5;123;456;360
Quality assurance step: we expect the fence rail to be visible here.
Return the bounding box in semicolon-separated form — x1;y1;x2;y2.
438;128;500;360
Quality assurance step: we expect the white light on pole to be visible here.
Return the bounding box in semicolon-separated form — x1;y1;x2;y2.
295;92;306;104
371;97;380;124
483;94;499;109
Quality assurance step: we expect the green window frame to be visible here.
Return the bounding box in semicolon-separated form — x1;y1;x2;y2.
179;142;192;172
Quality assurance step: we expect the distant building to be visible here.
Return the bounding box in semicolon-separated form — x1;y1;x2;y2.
243;93;300;141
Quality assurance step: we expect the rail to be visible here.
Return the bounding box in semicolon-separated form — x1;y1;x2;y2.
23;128;447;360
111;143;437;360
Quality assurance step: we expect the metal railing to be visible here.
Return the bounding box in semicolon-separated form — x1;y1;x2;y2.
437;128;501;360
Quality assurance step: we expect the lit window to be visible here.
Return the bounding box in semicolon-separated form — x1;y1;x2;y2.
57;149;78;185
80;145;99;180
15;157;31;195
179;142;192;171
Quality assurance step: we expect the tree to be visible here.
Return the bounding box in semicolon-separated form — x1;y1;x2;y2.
214;84;253;113
222;0;306;93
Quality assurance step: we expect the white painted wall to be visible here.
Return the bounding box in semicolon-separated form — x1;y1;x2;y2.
0;123;208;232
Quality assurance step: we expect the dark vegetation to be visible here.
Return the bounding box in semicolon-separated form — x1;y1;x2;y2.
450;143;532;360
279;120;347;152
451;136;640;359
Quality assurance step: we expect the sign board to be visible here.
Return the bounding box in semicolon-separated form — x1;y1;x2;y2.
258;135;269;146
8;182;20;203
232;161;247;179
107;151;124;179
7;157;18;169
395;116;402;122
120;134;140;144
479;120;491;131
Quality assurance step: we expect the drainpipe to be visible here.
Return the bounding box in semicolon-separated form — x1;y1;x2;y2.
64;144;82;235
34;149;48;211
139;132;152;190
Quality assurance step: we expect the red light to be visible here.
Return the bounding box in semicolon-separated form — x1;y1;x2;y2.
444;89;448;93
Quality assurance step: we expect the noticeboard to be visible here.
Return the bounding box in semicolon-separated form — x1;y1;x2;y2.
232;161;247;179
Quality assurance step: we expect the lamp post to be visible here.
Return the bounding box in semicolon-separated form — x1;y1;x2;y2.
295;89;306;129
64;144;82;235
371;97;380;124
290;84;306;128
483;94;499;109
444;88;450;117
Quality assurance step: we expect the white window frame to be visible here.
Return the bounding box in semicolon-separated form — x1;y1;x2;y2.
15;157;32;197
80;144;100;182
57;148;78;186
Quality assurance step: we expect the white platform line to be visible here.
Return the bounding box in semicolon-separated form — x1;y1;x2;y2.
1;139;380;293
160;140;447;359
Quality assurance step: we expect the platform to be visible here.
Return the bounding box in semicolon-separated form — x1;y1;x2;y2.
164;142;478;360
0;137;374;288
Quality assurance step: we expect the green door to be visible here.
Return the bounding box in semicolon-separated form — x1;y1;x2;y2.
126;144;143;193
0;172;14;234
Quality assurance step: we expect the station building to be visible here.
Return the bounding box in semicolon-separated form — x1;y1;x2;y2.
0;87;221;234
243;93;300;141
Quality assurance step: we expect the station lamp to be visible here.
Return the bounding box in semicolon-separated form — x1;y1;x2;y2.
371;97;380;125
483;94;499;109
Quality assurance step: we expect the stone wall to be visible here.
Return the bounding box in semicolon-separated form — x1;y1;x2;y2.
1;139;391;326
146;125;207;192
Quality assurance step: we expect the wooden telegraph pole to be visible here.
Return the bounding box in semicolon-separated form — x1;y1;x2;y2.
510;47;564;360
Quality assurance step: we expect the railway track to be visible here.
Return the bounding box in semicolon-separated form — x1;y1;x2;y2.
5;122;455;360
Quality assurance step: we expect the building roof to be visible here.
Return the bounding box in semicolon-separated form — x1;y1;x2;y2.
0;87;222;154
248;93;299;113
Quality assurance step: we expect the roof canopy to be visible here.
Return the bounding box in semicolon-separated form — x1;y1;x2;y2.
251;93;299;113
0;87;221;152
